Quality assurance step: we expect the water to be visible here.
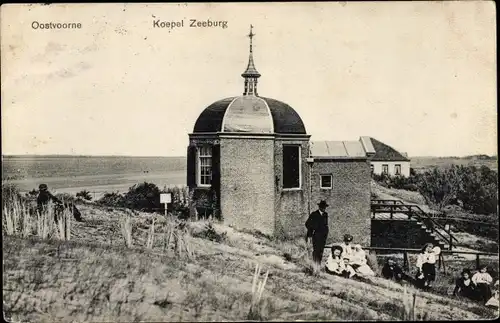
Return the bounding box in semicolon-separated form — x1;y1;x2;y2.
2;155;187;198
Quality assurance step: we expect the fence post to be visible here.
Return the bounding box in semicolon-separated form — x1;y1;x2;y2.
476;254;480;270
403;251;409;272
441;253;446;274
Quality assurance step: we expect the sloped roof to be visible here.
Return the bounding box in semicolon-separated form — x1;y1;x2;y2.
310;141;367;159
368;137;410;161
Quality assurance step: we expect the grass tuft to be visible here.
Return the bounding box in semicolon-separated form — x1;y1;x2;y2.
163;219;194;259
120;213;133;248
402;285;416;320
145;217;156;249
248;263;269;320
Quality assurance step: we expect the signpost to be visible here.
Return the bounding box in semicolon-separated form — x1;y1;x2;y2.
160;193;172;217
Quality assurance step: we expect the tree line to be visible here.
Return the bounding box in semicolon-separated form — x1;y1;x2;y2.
373;165;498;216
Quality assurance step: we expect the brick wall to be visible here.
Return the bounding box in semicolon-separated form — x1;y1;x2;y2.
274;139;311;239
310;159;371;245
219;137;275;235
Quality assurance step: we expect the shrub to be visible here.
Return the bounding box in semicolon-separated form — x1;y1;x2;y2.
55;193;76;203
456;165;498;215
96;184;191;218
97;191;126;207
372;173;419;192
76;190;93;201
163;185;190;218
415;165;498;214
193;222;227;243
124;182;162;212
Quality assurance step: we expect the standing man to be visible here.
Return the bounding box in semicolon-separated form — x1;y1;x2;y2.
305;200;329;264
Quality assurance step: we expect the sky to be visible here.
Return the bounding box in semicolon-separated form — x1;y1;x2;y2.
1;2;497;157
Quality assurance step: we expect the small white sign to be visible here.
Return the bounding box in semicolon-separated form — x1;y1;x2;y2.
160;193;171;204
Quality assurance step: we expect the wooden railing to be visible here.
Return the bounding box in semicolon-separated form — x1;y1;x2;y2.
371;199;458;250
324;245;498;274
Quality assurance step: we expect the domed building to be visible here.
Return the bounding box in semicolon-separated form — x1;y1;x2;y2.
187;26;374;244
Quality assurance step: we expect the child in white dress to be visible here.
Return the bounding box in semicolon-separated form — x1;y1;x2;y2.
325;245;356;278
415;242;441;289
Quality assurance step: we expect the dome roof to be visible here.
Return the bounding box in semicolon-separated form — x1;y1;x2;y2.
193;96;306;134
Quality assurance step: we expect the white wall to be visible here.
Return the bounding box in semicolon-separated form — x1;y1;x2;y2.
371;161;410;177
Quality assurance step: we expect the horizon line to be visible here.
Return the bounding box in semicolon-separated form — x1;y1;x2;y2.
1;154;186;158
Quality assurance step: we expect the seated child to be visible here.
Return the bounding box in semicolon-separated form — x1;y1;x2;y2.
325;245;356;278
472;265;493;303
453;269;476;300
485;280;499;308
382;258;408;282
415;242;441;289
350;244;375;277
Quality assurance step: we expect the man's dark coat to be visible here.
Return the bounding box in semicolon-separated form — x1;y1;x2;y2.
305;210;329;263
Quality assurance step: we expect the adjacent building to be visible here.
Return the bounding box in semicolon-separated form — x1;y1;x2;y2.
186;27;373;245
363;137;411;177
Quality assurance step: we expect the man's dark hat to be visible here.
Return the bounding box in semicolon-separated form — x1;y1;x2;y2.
318;200;329;208
343;234;353;242
39;184;48;190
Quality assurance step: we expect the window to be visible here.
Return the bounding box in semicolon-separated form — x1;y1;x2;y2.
394;164;401;176
370;165;374;174
283;145;301;189
320;174;332;189
198;146;212;186
382;164;389;175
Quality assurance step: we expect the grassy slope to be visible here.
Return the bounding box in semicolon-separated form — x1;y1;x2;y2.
3;204;499;322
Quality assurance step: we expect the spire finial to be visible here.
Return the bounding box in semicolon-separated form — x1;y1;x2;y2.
242;24;260;96
248;24;255;53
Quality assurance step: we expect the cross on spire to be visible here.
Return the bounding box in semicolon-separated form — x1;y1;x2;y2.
242;24;261;96
248;25;255;53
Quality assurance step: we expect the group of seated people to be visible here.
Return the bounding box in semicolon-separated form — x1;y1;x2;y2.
323;236;499;307
324;234;376;279
453;266;499;306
